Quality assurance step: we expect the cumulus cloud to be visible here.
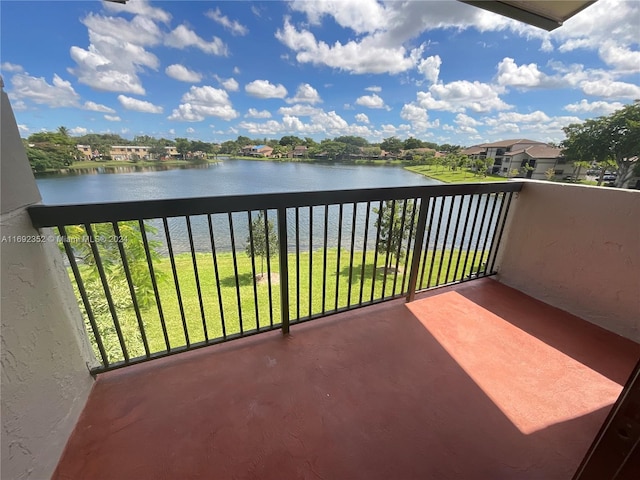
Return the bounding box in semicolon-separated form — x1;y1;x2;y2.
165;25;228;56
70;127;88;135
103;0;171;24
245;79;288;98
400;103;436;131
365;86;382;92
245;108;272;119
286;83;322;104
83;101;115;113
69;13;161;94
417;55;441;84
496;57;545;88
1;62;23;72
220;77;239;92
355;113;370;123
275;17;424;75
277;104;320;117
17;124;29;133
118;94;163;113
205;8;248;36
10;73;79;108
165;64;202;83
563;99;626;115
355;93;385;109
104;114;121;121
581;79;640;99
454;113;482;127
598;42;640;74
417;80;511;113
168;85;239;122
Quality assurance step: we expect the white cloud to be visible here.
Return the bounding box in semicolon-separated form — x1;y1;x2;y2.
417;55;441;84
10;73;79;108
454;113;482;127
245;108;272;119
581;80;640;99
103;0;171;24
104;114;121;121
1;62;23;72
598;42;640;74
69;127;88;136
496;57;545;88
355;113;370;124
69;13;161;95
186;127;195;134
400;103;436;131
205;8;248;36
245;80;288;98
233;66;241;75
17;124;29;133
563;99;626;115
365;86;382;92
275;17;424;75
83;101;115;113
118;95;163;114
417;80;511;113
165;25;228;56
286;83;322;104
290;0;387;34
168;85;239;122
220;77;239;92
278;104;320;117
165;64;202;83
355;93;385;109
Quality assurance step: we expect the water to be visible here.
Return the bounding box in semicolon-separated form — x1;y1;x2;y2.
35;159;438;204
34;160;500;256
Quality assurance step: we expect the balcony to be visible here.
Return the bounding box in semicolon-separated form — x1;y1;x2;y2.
2;89;640;479
51;278;639;480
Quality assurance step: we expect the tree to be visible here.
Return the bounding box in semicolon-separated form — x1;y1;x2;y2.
57;126;69;138
279;135;303;147
175;138;191;159
333;135;368;147
544;167;556;181
403;137;423;150
148;144;166;161
561;102;640;187
245;212;278;276
374;200;416;271
572;160;591;181
380;136;403;154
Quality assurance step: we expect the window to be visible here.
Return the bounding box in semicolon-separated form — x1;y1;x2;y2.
555;169;564;175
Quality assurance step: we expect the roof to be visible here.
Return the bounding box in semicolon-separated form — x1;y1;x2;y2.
481;139;546;148
459;1;597;31
523;145;563;158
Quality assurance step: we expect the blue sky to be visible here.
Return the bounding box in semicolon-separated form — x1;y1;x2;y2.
1;0;639;146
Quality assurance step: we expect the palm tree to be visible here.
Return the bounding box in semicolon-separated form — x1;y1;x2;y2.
57;126;69;137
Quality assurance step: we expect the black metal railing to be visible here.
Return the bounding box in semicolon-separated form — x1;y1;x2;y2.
29;182;522;373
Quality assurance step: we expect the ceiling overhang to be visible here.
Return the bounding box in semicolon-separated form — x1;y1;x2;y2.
459;1;597;31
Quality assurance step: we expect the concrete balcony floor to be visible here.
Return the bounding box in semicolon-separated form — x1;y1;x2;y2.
53;279;639;480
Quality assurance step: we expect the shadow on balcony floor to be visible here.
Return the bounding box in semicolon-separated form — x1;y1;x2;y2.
53;279;639;480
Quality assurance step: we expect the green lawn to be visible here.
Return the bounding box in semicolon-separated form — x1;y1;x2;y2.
406;165;506;183
73;247;485;365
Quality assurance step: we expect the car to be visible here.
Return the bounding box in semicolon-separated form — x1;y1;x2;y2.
603;175;617;182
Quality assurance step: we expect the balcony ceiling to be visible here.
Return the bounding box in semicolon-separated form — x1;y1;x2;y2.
460;1;597;30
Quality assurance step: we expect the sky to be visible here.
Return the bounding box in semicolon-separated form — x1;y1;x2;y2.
1;0;639;146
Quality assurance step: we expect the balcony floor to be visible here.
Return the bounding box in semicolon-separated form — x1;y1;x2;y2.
54;279;639;480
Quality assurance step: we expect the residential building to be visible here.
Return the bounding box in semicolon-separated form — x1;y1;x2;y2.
248;144;274;157
110;145;150;161
462;139;583;180
75;144;92;160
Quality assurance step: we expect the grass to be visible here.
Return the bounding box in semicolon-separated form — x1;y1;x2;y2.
74;247;485;365
406;165;506;183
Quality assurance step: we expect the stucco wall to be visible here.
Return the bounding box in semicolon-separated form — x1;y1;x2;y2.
496;180;640;342
1;89;95;479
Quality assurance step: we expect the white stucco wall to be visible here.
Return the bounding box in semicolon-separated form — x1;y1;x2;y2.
496;180;640;342
1;88;95;479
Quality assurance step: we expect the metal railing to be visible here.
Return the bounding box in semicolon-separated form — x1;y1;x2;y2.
29;182;522;373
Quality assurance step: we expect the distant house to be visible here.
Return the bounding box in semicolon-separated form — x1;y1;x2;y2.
110;145;150;161
249;145;273;157
76;145;93;160
462;139;580;180
291;145;308;158
164;146;179;158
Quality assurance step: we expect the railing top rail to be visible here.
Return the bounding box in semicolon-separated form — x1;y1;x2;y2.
28;181;524;228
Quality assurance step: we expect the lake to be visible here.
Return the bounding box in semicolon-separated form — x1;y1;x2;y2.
34;159;496;256
35;159;438;204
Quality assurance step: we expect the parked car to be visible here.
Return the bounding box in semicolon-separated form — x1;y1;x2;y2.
603;175;617;182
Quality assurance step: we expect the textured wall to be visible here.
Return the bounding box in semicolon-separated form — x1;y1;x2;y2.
496;180;640;342
1;89;95;479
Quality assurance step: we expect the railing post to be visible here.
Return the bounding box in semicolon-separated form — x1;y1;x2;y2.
277;207;290;334
406;196;430;303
